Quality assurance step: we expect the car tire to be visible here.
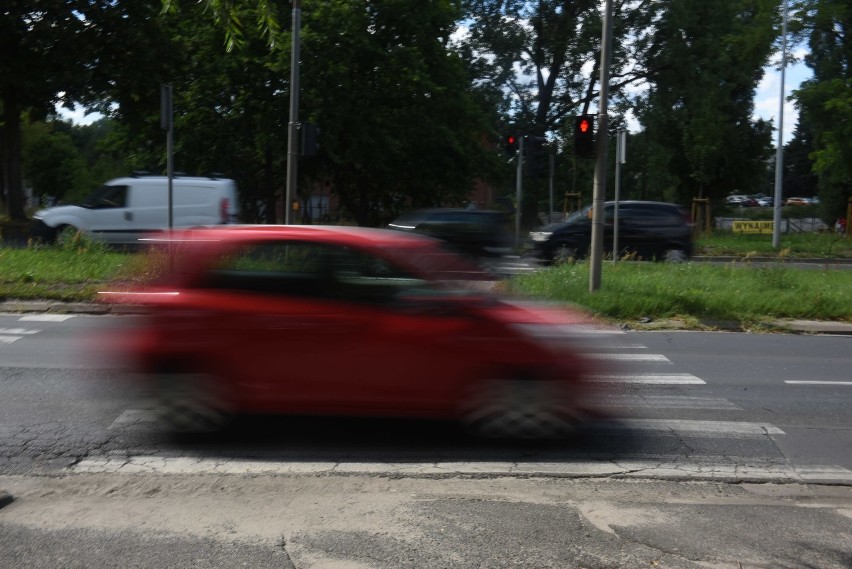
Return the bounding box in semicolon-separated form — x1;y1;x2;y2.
459;379;577;439
54;225;80;246
663;248;689;263
155;372;232;434
551;243;579;264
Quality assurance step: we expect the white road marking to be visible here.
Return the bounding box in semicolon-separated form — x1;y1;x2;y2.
603;419;785;437
18;314;75;322
587;353;671;362
0;328;41;334
595;395;741;410
785;381;852;386
587;373;705;384
0;336;23;344
109;409;157;429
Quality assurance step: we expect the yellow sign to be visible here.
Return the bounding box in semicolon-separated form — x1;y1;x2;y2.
732;220;774;234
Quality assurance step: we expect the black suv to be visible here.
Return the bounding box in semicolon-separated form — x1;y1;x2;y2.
387;208;513;259
528;201;693;263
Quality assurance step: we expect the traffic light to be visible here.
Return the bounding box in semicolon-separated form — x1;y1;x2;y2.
524;135;548;178
504;134;519;156
574;115;595;159
300;122;321;156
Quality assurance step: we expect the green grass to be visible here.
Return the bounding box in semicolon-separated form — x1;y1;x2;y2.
1;233;851;326
507;261;852;325
696;231;852;258
0;238;139;301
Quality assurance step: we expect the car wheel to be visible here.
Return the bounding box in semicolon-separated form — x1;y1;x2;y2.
54;225;79;246
552;243;578;264
155;372;232;434
663;248;689;263
459;379;577;439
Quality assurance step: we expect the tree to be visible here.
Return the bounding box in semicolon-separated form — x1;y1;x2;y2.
635;0;778;205
165;0;500;226
792;0;851;224
1;1;180;220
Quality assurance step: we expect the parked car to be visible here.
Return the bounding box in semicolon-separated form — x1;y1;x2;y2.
785;197;811;206
387;208;513;259
101;226;603;438
757;197;773;207
32;173;240;246
528;201;693;263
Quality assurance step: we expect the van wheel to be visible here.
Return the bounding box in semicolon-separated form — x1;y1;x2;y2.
55;225;80;246
459;379;576;439
664;248;689;263
552;243;579;264
155;373;232;434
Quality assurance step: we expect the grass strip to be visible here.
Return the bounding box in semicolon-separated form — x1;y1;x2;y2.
508;261;852;324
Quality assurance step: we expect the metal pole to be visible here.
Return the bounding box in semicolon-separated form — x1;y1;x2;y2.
772;0;788;249
285;0;302;225
590;0;614;291
549;154;555;222
613;130;625;263
514;136;525;248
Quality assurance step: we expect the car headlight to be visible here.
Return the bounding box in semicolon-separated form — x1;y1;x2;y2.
529;231;552;242
33;210;46;220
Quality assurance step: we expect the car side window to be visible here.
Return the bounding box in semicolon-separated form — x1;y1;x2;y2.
201;241;425;304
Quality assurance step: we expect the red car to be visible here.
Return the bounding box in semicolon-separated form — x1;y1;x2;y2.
102;226;603;438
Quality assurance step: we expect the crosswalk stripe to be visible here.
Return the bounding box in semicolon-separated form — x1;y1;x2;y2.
18;314;75;322
586;373;704;384
587;353;671;362
594;395;741;410
0;336;23;344
0;328;40;335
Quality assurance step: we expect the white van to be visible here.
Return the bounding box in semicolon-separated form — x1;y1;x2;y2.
33;174;240;246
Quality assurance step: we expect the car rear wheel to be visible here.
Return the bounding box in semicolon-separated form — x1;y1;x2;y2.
663;248;689;263
155;372;232;434
551;243;579;264
460;379;577;439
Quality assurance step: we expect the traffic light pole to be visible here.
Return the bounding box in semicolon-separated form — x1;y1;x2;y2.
514;136;524;248
284;0;302;225
590;0;614;292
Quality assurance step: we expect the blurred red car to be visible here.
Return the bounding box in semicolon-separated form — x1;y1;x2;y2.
103;226;602;438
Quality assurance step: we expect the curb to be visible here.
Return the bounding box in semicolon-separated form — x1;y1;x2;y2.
2;301;851;334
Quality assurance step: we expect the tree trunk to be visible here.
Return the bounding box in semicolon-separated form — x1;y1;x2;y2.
2;85;26;220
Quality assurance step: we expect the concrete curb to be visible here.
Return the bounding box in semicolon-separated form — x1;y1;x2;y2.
2;300;851;334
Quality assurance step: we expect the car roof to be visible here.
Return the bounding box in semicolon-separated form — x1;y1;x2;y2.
164;224;441;248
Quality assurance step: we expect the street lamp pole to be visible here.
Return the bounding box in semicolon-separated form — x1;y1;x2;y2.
284;0;302;225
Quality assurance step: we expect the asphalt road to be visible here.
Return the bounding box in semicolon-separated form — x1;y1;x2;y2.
1;313;851;568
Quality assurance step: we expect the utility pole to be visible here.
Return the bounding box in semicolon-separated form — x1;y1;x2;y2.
284;0;302;225
590;0;614;291
772;0;788;249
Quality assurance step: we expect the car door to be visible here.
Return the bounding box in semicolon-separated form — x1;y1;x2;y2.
82;185;132;244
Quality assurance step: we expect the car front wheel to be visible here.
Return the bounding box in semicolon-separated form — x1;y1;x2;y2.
155;372;232;434
459;379;578;439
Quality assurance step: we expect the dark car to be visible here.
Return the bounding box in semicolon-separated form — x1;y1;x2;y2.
528;201;693;263
100;225;604;438
387;208;513;259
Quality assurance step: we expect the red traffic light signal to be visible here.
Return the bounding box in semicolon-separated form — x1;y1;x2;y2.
504;134;519;155
574;115;595;158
